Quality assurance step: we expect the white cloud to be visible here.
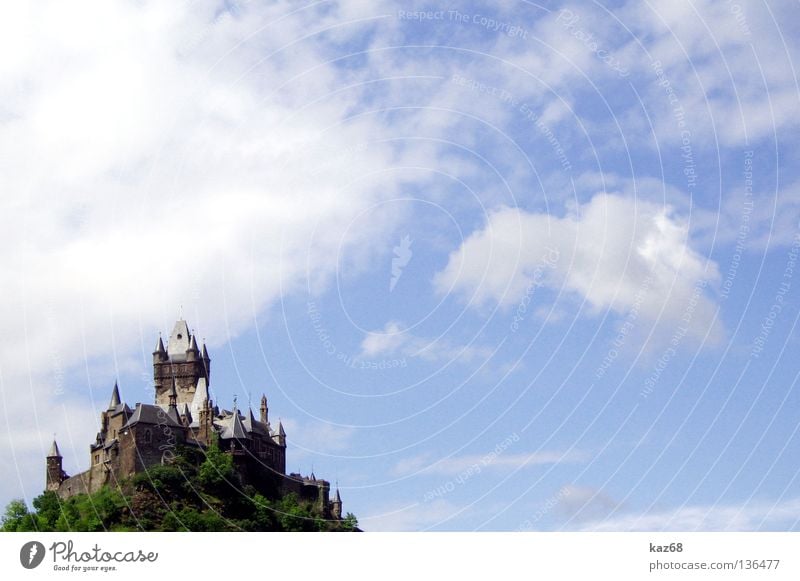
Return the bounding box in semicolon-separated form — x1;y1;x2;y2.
360;499;457;532
434;193;722;343
360;321;493;363
393;450;588;477
0;0;418;505
579;497;800;531
555;485;620;523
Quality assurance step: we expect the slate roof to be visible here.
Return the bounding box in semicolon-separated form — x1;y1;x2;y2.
167;319;191;361
218;409;249;440
48;439;61;457
242;408;271;436
108;382;121;409
190;377;209;415
123;403;183;429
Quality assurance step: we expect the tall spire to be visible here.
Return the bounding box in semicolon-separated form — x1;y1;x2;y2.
166;377;180;423
47;438;61;458
187;334;199;362
260;394;268;423
167;319;191;357
275;420;286;447
169;376;178;407
191;377;209;415
108;381;121;410
153;334;167;364
200;341;211;383
331;486;343;519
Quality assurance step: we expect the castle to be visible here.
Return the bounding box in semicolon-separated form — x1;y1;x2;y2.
45;319;343;520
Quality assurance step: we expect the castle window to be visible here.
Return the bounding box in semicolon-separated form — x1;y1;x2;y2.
144;429;152;444
94;454;99;464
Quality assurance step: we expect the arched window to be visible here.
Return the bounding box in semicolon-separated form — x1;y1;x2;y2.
144;429;152;444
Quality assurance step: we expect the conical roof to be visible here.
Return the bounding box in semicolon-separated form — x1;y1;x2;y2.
167;319;191;358
47;439;61;458
108;381;121;410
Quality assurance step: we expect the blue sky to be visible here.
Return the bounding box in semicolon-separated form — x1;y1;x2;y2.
1;0;800;531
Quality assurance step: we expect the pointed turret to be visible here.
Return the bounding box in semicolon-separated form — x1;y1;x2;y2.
108;381;121;410
260;394;268;423
191;377;209;415
274;420;286;447
167;319;191;357
201;342;211;382
46;438;66;492
153;335;168;364
169;377;178;407
331;487;343;519
166;378;180;424
47;439;61;458
186;335;199;362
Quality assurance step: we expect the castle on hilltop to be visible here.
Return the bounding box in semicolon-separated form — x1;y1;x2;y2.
45;319;343;520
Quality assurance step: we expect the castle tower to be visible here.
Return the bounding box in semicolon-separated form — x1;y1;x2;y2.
274;420;286;447
153;319;210;406
331;488;343;519
197;397;214;446
46;439;65;492
260;394;268;424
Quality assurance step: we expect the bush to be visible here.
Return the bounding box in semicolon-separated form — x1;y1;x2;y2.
2;445;358;532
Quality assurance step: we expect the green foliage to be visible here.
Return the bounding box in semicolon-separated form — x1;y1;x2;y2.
1;499;36;531
32;491;61;530
197;439;236;491
342;512;359;532
3;444;358;532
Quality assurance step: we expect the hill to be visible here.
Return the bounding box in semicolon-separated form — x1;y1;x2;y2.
2;442;358;532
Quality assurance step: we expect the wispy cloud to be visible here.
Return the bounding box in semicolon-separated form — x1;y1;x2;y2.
579;497;800;531
360;321;493;363
393;450;589;477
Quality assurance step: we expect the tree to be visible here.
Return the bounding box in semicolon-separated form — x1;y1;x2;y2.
1;445;358;532
1;499;36;532
32;491;62;530
197;438;236;492
342;512;359;532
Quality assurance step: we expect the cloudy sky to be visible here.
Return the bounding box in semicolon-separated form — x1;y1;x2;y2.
1;0;799;531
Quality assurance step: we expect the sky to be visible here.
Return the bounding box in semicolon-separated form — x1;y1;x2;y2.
1;0;799;531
